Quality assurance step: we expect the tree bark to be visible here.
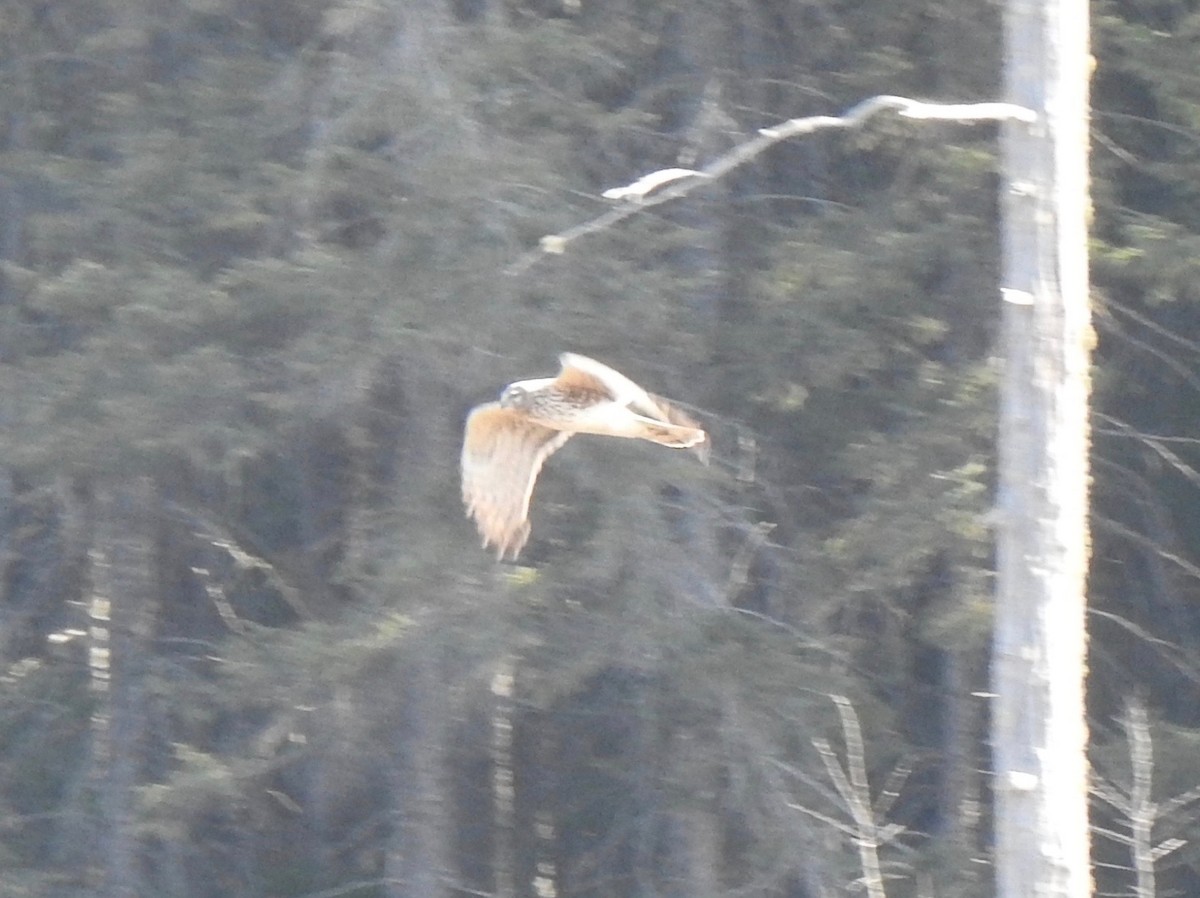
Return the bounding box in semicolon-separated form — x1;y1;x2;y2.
992;0;1092;895
490;655;517;898
90;482;157;898
385;640;450;898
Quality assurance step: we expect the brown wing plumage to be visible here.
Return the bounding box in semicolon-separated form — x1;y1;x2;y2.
461;403;572;560
555;353;645;406
555;354;709;462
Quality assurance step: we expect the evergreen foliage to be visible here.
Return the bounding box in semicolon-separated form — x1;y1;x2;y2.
0;1;1198;896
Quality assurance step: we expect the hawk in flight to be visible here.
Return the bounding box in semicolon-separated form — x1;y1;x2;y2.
462;353;708;560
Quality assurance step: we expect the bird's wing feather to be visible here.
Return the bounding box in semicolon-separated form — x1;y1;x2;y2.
557;354;709;462
556;353;651;407
461;403;572;559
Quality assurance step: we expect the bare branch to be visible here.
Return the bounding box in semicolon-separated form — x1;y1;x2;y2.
1088;609;1200;688
1125;697;1157;898
600;168;706;200
1154;783;1200;823
506;95;1035;275
1090;771;1133;815
1094;305;1200;395
1093;514;1200;584
1094;413;1200;490
1150;838;1186;862
1091;824;1136;847
1101;295;1200;360
785;799;859;837
806;695;912;898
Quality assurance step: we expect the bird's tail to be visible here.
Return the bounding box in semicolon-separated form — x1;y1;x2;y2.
638;420;710;464
640;397;710;464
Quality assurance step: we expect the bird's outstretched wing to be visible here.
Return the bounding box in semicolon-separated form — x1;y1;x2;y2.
461;403;572;560
555;353;709;463
555;353;652;407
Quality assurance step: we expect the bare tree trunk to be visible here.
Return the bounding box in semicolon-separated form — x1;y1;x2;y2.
385;640;450;898
530;722;560;898
992;0;1092;894
88;481;157;898
490;655;517;898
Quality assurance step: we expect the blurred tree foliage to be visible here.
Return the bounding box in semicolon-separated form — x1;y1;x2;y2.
1;1;1199;896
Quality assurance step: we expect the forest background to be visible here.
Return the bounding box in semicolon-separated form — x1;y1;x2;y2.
2;1;1199;897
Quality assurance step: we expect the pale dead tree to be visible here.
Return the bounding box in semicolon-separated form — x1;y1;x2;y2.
991;0;1091;894
86;484;156;898
784;695;910;898
1091;698;1200;898
384;638;451;898
491;656;518;898
505;94;1034;275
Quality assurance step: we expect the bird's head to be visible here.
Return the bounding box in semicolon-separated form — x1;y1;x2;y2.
499;384;531;409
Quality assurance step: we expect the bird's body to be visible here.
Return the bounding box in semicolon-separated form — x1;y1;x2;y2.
461;353;708;559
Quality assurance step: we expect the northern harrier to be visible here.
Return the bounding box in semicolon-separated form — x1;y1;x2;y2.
462;353;708;560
